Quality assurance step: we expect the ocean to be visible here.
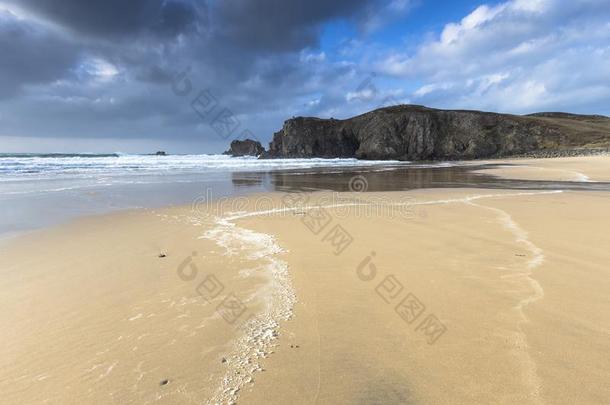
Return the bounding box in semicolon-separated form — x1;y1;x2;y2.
0;153;411;238
3;153;607;239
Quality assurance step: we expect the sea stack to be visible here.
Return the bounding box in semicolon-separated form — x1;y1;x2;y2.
224;139;265;157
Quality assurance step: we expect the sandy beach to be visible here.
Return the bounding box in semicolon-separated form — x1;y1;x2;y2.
2;157;610;404
5;1;610;403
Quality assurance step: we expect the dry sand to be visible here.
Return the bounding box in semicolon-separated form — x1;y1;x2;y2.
2;157;610;404
475;155;610;182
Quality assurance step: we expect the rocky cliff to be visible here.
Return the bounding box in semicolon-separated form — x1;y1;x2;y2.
263;105;610;160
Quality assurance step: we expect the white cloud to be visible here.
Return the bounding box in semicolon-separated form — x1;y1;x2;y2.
90;59;119;79
440;4;505;45
300;50;327;63
80;58;119;83
377;0;610;114
414;82;453;97
306;98;321;108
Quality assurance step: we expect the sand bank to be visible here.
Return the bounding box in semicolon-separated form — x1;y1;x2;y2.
475;155;610;182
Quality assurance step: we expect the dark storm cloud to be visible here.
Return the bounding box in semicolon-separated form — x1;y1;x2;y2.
134;65;175;84
214;0;373;51
0;0;389;151
0;11;80;98
2;0;378;84
6;0;203;39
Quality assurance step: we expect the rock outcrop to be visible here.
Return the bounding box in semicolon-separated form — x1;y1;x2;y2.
263;105;610;160
224;139;265;157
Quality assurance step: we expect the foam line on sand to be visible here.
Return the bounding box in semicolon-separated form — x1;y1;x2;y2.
467;199;546;404
200;217;296;405
202;190;562;404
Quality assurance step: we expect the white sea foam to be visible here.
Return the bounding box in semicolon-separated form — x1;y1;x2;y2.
200;214;296;405
201;218;283;260
218;190;564;222
574;172;593;182
0;154;407;182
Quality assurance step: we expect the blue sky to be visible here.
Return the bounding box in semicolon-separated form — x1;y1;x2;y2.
1;0;610;153
322;0;500;47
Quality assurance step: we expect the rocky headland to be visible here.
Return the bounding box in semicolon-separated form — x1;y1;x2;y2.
257;105;610;160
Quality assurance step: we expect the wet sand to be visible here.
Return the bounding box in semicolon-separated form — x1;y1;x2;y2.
233;190;610;404
2;156;610;404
